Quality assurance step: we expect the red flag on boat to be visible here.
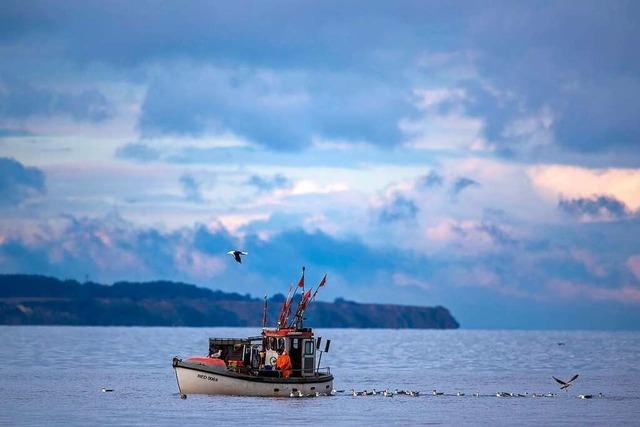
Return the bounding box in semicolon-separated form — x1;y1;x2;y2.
277;284;293;327
318;274;327;287
311;274;327;302
292;289;313;324
290;274;327;328
301;289;312;308
278;298;290;327
297;267;305;288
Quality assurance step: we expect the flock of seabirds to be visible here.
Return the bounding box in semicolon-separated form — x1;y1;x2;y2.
286;374;602;399
101;250;598;400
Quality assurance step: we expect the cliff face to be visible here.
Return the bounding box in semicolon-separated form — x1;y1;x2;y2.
0;274;459;329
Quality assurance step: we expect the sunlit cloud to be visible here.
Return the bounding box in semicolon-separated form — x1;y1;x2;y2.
529;165;640;211
400;87;488;151
548;280;640;305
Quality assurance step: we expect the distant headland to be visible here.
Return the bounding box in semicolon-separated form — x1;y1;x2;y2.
0;274;459;329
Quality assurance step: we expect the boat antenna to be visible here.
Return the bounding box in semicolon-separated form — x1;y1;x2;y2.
262;294;268;328
277;284;293;328
310;274;327;303
290;272;325;328
283;266;304;327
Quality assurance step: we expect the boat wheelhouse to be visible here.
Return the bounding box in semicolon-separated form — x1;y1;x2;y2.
172;268;333;397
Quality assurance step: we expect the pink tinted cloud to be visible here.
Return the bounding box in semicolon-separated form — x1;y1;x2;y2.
627;255;640;281
549;279;640;305
528;165;640;211
571;249;607;278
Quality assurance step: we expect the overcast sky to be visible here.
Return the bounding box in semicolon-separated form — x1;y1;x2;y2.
1;1;640;329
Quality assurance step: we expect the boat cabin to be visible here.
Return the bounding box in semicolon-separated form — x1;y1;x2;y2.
208;327;319;378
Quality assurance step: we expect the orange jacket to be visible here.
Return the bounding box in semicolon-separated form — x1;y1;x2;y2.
276;353;293;378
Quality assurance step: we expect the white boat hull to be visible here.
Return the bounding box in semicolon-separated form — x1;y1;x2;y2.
173;361;333;397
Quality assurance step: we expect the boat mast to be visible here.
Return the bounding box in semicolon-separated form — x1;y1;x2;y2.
291;273;327;329
262;294;268;328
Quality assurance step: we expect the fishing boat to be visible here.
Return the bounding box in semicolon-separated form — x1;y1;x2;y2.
172;268;334;398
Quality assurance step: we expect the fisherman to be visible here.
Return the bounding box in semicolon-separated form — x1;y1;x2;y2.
276;349;293;378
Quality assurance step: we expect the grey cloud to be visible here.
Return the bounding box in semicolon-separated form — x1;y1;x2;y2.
0;128;32;137
558;195;631;220
475;222;517;246
0;80;114;122
115;143;161;162
0;215;232;281
462;2;640;155
0;1;471;67
446;221;516;247
245;174;291;193
4;2;640;158
417;171;443;188
0;157;45;206
2;213;640;328
179;174;204;203
452;177;479;195
0;214;396;291
138;66;412;150
378;194;419;223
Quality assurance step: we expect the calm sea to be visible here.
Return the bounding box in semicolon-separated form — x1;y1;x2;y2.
1;327;639;426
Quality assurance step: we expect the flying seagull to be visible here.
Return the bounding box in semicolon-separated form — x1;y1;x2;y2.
227;250;248;263
553;374;579;390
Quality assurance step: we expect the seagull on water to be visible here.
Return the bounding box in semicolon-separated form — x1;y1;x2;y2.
578;394;593;399
227;250;248;263
553;374;579;390
432;389;444;396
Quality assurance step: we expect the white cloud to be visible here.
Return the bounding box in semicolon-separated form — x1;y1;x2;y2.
412;88;468;109
400;86;489;151
217;213;270;233
174;247;227;280
424;218;514;252
400;113;488;151
286;180;349;196
392;272;432;290
310;136;373;151
502;106;554;148
145;132;255;150
528;165;640;210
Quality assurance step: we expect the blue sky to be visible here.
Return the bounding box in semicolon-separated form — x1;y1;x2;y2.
1;1;640;329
